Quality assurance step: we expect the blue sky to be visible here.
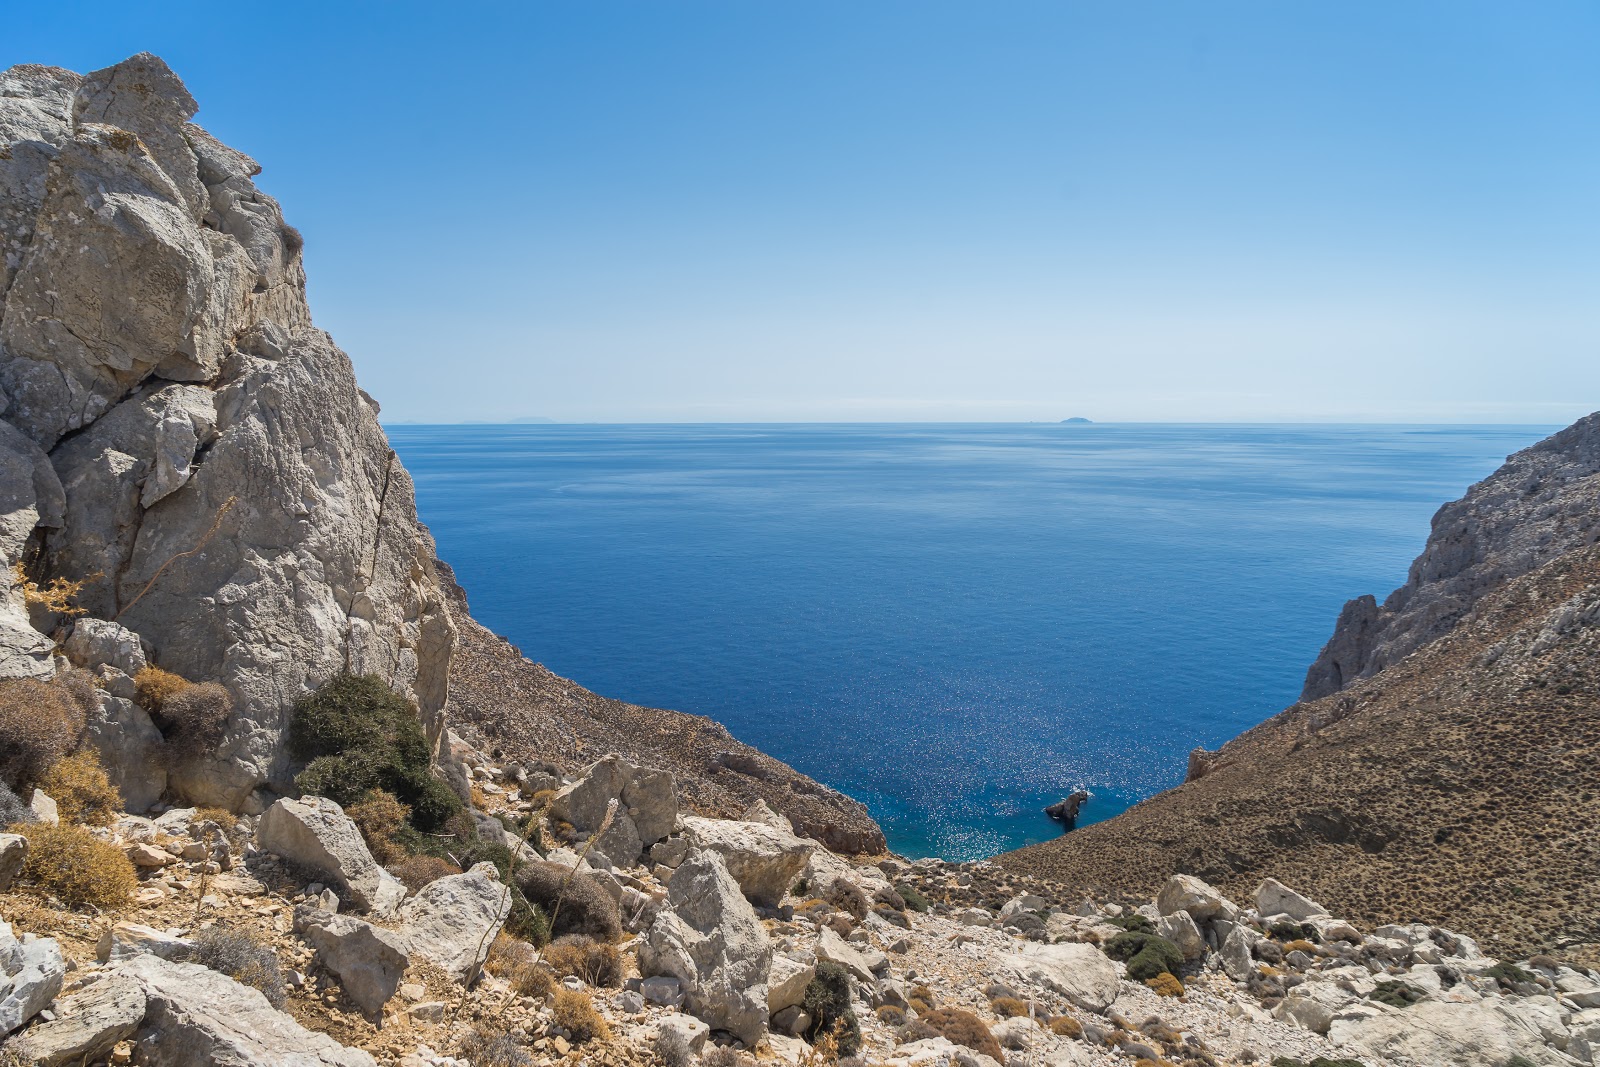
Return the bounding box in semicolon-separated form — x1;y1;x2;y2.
7;2;1598;423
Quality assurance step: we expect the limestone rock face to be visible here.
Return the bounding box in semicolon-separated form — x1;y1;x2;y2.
680;814;812;909
1330;997;1571;1066
549;754;677;866
114;953;376;1067
1303;411;1600;699
0;52;455;811
638;849;770;1044
256;797;405;916
2;973;145;1066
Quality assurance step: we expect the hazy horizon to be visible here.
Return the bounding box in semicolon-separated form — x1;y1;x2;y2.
9;2;1598;425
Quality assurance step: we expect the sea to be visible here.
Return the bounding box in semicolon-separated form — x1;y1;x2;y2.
388;423;1554;861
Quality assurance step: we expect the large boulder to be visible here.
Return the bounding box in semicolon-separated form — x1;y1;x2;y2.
1156;910;1205;961
2;973;145;1066
548;754;676;865
83;693;168;812
638;849;770;1044
768;954;815;1014
1255;878;1329;921
393;862;511;984
1331;998;1570;1066
63;617;147;676
292;908;409;1021
95;923;195;964
114;954;375;1066
680;815;812;909
255;797;404;916
1155;874;1237;922
0;921;65;1038
1004;943;1119;1013
0;53;455;807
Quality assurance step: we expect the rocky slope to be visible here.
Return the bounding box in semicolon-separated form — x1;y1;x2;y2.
1001;416;1600;963
437;562;886;855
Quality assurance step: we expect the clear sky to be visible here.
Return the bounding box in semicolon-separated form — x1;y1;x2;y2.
7;2;1598;423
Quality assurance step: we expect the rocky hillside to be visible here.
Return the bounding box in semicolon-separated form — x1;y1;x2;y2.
437;562;886;856
1001;416;1600;963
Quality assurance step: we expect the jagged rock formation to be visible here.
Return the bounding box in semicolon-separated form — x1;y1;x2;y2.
0;55;455;809
1001;413;1600;962
437;561;888;854
1303;412;1600;699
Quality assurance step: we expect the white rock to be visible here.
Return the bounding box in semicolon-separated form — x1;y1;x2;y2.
2;974;145;1066
768;953;816;1014
1004;942;1119;1012
114;953;375;1065
548;754;676;865
1332;997;1570;1066
680;815;812;909
1255;878;1329;921
1156;874;1237;921
95;923;195;964
28;790;57;825
1157;909;1205;960
256;797;404;916
1;921;65;1038
293;908;409;1020
0;834;25;892
655;1014;709;1054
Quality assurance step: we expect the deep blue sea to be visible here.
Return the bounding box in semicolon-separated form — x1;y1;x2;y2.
389;423;1553;861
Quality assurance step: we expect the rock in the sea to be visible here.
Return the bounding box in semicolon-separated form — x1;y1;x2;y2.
256;797;404;916
549;754;676;866
1004;942;1119;1012
0;834;25;892
115;953;375;1066
1255;877;1328;921
0;921;66;1038
680;814;812;909
638;849;770;1043
2;973;145;1066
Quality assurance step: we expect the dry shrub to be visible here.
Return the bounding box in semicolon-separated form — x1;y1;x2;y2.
484;931;536;978
158;681;232;759
990;995;1031;1018
0;781;34;828
654;1026;693;1067
511;961;556;1000
1283;939;1319;955
52;668;100;717
347;790;410;864
551;988;610;1043
133;666;190;713
514;860;622;941
1144;972;1185;998
184;927;286;1007
918;1007;1005;1064
39;750;121;826
12;564;91;616
18;823;136;910
543;935;623;987
1049;1016;1084;1038
876;1004;907;1026
0;677;87;790
391;854;461;894
458;1025;533;1067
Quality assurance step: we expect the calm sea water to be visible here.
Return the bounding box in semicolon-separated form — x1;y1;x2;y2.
390;423;1552;860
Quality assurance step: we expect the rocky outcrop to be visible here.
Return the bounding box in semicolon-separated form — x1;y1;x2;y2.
548;754;676;866
114;954;375;1067
0;54;455;811
680;814;812;909
1303;412;1600;699
638;849;771;1044
2;974;145;1066
1003;943;1119;1013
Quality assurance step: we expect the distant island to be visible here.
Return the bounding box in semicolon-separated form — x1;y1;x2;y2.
1061;417;1093;424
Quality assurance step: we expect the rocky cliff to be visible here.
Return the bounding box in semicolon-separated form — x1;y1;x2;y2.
0;55;456;811
1002;413;1600;963
1302;413;1600;699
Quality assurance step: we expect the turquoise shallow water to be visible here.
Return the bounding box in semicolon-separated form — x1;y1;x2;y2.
389;423;1552;860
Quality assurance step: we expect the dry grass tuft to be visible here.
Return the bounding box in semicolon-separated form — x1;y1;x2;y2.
542;935;622;987
0;677;88;791
347;790;410;865
133;666;190;713
551;988;610;1043
1144;972;1185;997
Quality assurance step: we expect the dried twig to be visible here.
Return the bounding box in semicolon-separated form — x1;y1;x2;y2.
117;497;238;621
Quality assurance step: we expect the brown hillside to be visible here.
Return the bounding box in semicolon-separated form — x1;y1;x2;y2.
1000;540;1600;961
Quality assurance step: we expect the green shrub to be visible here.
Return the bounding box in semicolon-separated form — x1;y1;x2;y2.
803;961;861;1055
1369;980;1424;1008
1484;962;1535;990
1106;912;1156;934
1105;930;1183;981
289;674;461;831
896;881;930;912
